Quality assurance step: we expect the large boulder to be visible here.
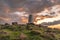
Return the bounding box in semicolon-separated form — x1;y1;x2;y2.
20;33;27;40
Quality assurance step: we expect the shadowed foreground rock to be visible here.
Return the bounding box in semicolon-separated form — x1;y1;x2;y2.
20;33;27;40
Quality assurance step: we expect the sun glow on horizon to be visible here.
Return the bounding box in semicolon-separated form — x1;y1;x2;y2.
48;24;60;29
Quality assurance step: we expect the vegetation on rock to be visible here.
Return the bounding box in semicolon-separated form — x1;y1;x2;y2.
0;24;60;40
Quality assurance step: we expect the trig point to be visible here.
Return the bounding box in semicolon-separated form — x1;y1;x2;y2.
27;14;34;25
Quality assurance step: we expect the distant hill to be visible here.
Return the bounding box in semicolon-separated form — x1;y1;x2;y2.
41;20;60;26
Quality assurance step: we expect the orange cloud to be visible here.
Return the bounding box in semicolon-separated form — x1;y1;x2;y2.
16;7;24;12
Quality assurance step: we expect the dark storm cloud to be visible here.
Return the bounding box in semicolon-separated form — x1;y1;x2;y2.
0;0;58;13
1;0;60;13
24;0;53;13
5;0;53;13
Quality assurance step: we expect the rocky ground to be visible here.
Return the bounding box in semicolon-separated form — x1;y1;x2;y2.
0;24;60;40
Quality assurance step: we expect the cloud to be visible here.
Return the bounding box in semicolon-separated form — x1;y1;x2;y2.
0;0;60;24
2;0;53;13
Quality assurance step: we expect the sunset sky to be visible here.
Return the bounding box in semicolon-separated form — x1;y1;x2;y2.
0;0;60;25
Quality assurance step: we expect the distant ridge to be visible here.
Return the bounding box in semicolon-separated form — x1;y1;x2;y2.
41;20;60;26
